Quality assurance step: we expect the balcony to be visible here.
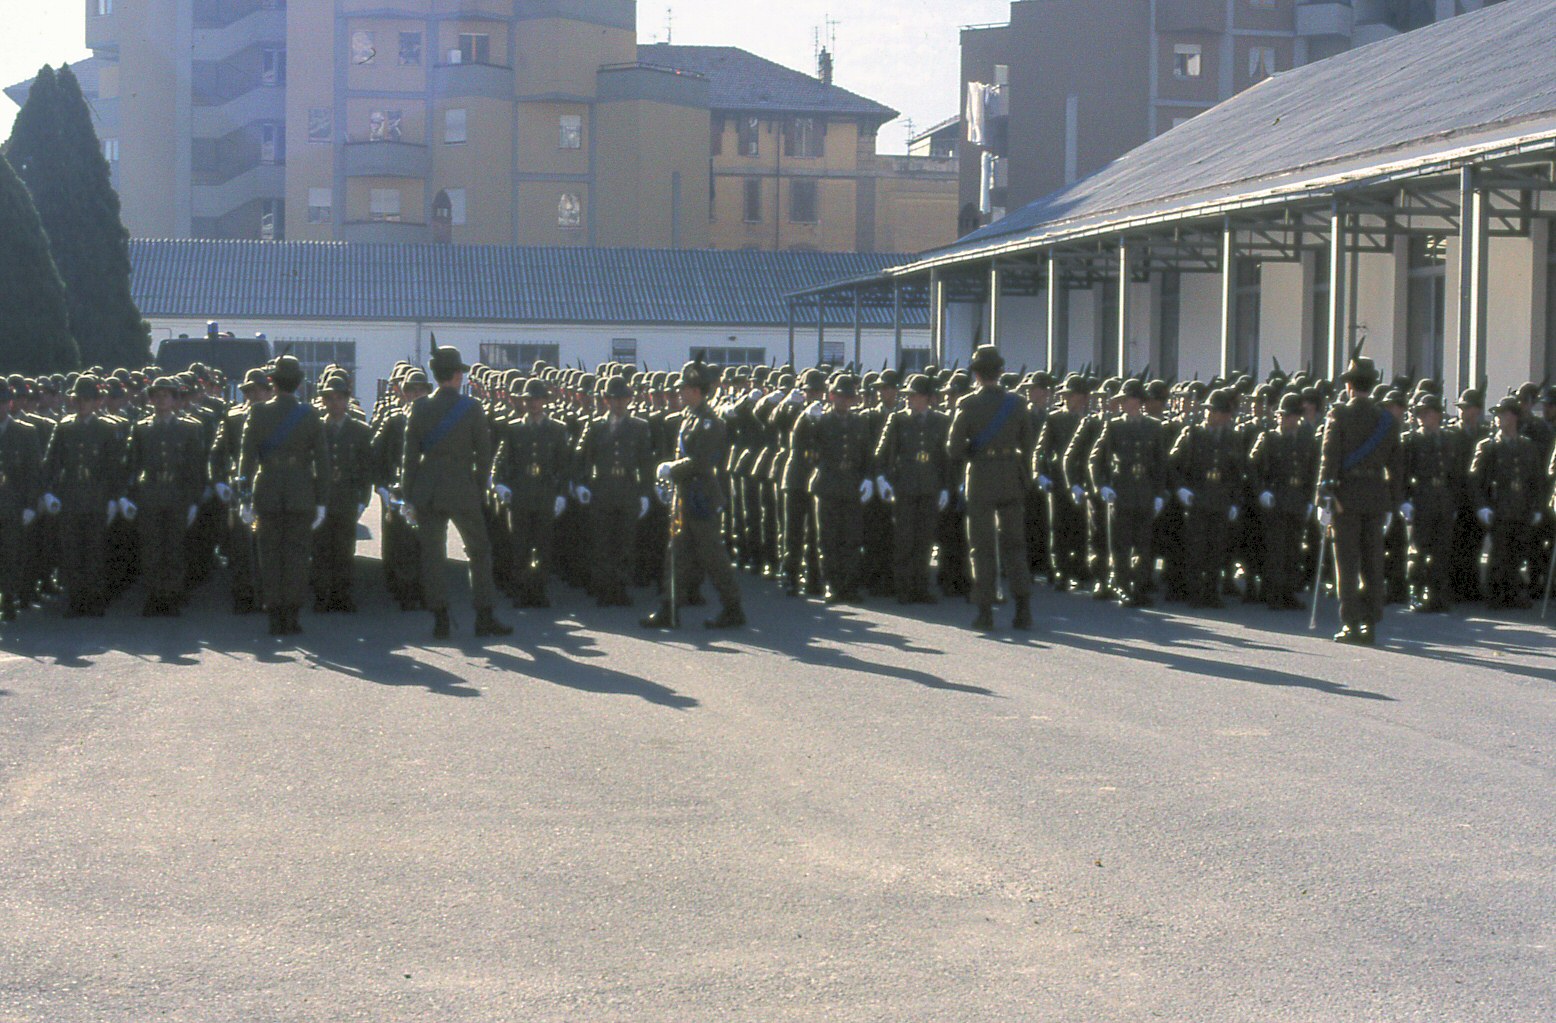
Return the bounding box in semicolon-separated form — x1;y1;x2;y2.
342;140;431;179
85;8;117;50
1296;2;1354;37
431;61;513;100
191;85;284;137
191;163;285;219
192;7;286;62
342;220;429;244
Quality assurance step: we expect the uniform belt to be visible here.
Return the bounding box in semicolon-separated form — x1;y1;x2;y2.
975;447;1020;459
915;451;931;463
529;464;543;477
1206;470;1222;483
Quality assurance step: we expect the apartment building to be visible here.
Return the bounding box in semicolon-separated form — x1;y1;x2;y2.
960;0;1510;231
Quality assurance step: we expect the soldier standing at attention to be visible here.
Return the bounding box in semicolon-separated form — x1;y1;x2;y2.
805;372;873;603
239;356;327;637
1088;378;1168;607
312;376;373;613
1316;356;1401;644
1170;388;1248;610
641;361;745;630
491;378;572;608
125;377;208;618
1470;396;1549;610
948;345;1034;632
41;376;125;618
1249;392;1318;611
874;373;950;604
401;346;512;640
1396;393;1461;612
0;380;43;623
1034;375;1091;592
373;367;430;611
212;368;272;614
573;375;655;607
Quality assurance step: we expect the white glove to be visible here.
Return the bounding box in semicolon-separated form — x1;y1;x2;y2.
1099;486;1117;505
1070;484;1085;504
119;497;138;521
1534;512;1545;527
1153;496;1165;517
311;506;327;531
859;478;874;504
1399;501;1414;524
1176;487;1194;508
1317;505;1334;529
402;504;419;527
1258;491;1275;511
356;503;366;519
201;485;214;503
575;485;592;506
107;500;118;526
1382;512;1394;534
639;496;650;520
493;484;513;505
786;389;805;405
1228;505;1240;522
240;504;256;526
554;495;567;519
186;505;199;528
1477;507;1493;528
21;509;36;527
214;482;234;504
806;402;825;421
656;461;674;482
876;476;895;503
41;493;61;515
749;388;764;400
937;489;950;512
1036;474;1052;491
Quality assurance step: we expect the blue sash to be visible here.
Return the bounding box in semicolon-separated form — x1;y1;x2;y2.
1341;410;1394;473
969;394;1019;455
257;402;308;460
421;396;477;454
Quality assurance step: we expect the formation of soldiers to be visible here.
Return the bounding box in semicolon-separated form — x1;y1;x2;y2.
3;337;1556;646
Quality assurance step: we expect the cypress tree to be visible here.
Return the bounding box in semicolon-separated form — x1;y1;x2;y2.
0;151;79;373
5;64;151;369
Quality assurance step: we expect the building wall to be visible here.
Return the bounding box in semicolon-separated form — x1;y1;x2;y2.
113;0;186;237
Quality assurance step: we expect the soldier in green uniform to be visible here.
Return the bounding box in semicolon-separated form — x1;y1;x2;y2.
781;368;828;596
1445;388;1489;603
641;361;745;630
802;372;873;603
125;377;208;617
1397;392;1462;612
211;368;271;613
1170;388;1248;610
948;345;1034;631
1470;396;1549;610
312;376;373;613
0;380;44;622
401;346;512;640
1088;378;1168;607
1022;371;1054;581
1249;392;1318;610
373;367;430;610
41;376;126;617
874;373;951;604
1316;357;1401;644
239;356;327;636
492;378;572;608
1034;375;1091;591
574;374;656;607
860;369;899;597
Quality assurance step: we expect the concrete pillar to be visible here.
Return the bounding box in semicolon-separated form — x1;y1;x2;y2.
1117;240;1134;375
1219;220;1237;377
1327;205;1348;380
988;263;1003;349
930;269;945;364
1456;166;1489;398
1046;252;1066;371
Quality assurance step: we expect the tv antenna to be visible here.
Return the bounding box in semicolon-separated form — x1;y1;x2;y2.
664;6;673;44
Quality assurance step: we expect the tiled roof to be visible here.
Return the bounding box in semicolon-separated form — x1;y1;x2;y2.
637;44;898;124
127;240;927;327
907;0;1556;269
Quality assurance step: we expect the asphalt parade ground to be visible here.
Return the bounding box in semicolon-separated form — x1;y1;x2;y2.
2;525;1554;1021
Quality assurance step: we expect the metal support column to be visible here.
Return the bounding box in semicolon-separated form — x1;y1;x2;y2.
1327;202;1348;380
816;296;826;366
852;287;863;370
988;262;1003;350
1117;239;1133;375
1219;219;1237;377
1045;251;1065;372
930;269;945;365
891;280;903;370
787;300;796;366
1457;165;1490;395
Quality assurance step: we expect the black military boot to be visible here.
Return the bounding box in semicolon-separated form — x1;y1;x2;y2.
971;605;995;632
286;606;303;635
704;604;746;629
639;602;676;629
474;607;513;637
432;607;452;639
1011;596;1032;630
267;607;284;636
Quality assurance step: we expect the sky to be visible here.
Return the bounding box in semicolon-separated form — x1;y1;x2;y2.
0;0;1011;152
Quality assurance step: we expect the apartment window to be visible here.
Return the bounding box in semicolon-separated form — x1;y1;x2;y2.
96;0;112;15
820;341;845;366
444;108;466;144
259;122;283;164
611;338;637;364
259;199;282;241
1173;44;1202;79
398;32;422;66
898;348;932;374
368;109;403;143
351;30;376;65
283;340;357;396
743;179;762;223
261;47;286;85
458;33;490;65
789;180;818;224
689;347;765;368
1248;46;1277;80
101;138;119;163
784;117;823;159
445;187;466;226
558;193;581;229
559;114;582;150
307;108;332;143
737;116;760;157
480;343;560;370
369;188;401;222
307;187;332;224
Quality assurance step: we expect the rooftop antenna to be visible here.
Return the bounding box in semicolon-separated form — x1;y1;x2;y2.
814;15;840;84
664;6;673;44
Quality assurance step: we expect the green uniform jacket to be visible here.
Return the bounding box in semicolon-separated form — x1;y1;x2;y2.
574;414;655;504
0;418;44;518
874;408;950;498
1088;414;1169;509
240;393;328;514
402;387;492;515
44;414;126;512
1470;433;1547;522
1316;396;1401;515
493;414;572;513
1169;423;1248;511
805;409;873;501
947;385;1033;505
1249;426;1319;516
128;415;207;511
322;415;374;514
666;400;729;519
1398;428;1463;520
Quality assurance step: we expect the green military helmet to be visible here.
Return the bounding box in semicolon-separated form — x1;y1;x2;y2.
522;378;550;401
829;373;860;397
1411;392;1443;414
401;368;432;395
72;375;104;400
270;355;304;391
945;371;972;397
969;344;1004;377
1278;392;1304;417
1204;387;1236;414
904;373;936;397
428;345;470;378
602;375;632;400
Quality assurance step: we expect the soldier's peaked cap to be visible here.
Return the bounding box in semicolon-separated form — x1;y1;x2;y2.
969;345;1005;376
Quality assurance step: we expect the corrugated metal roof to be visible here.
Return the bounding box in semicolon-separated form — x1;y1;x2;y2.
909;0;1556;269
638;44;898;123
127;240;928;327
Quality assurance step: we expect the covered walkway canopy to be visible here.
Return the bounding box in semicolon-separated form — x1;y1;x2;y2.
793;0;1556;394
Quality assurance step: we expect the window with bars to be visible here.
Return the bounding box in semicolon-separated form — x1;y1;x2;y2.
743;179;762;223
611;338;638;364
280;339;357;396
789;180;818;224
737;116;760;157
689;347;765;368
480;343;560;370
